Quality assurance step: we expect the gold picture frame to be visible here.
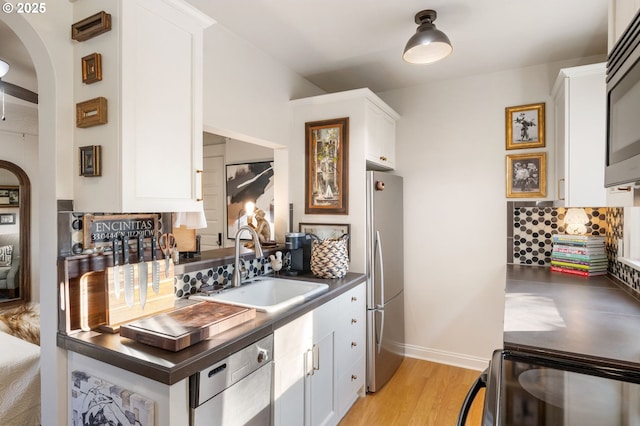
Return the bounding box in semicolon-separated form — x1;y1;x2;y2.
81;53;102;84
79;145;102;177
505;102;545;150
305;117;349;215
76;97;108;128
71;11;112;42
506;152;546;198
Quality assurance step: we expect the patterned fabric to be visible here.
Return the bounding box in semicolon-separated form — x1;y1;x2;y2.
0;245;12;267
311;235;350;279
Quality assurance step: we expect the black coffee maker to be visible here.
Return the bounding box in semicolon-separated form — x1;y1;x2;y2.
285;232;312;275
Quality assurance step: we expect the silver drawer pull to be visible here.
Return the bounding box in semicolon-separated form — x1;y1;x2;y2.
351;342;357;348
351;296;357;302
351;318;357;324
351;375;358;381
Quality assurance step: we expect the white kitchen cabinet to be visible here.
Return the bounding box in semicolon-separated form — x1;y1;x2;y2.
335;283;366;418
274;285;367;426
609;0;640;49
73;0;213;213
552;63;607;207
365;100;397;170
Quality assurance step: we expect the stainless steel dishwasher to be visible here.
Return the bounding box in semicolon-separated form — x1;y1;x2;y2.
190;334;273;426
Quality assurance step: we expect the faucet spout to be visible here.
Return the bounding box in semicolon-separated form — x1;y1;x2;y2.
233;225;264;287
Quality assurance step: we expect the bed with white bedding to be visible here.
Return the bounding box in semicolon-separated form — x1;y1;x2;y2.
0;304;40;426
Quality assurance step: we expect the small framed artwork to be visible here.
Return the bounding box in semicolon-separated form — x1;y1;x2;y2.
0;213;16;225
505;102;545;150
299;222;351;255
76;97;108;128
81;52;102;84
0;186;19;206
79;145;102;177
506;152;546;198
71;11;112;42
305;117;349;214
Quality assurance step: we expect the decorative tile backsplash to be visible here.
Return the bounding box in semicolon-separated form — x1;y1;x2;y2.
174;258;272;298
508;203;639;296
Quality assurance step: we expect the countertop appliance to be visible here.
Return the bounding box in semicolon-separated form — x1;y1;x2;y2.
606;8;640;187
189;334;273;426
458;349;640;426
366;171;404;392
284;232;312;274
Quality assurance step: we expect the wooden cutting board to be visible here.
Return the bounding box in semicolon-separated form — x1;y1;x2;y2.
119;301;256;351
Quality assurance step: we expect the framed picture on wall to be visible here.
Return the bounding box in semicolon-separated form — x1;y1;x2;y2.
305;117;349;214
0;213;16;225
0;186;19;206
506;152;547;198
505;102;545;150
226;161;274;240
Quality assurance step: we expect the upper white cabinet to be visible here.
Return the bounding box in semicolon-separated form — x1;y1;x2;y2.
609;0;640;49
552;63;607;207
73;0;214;213
365;99;398;170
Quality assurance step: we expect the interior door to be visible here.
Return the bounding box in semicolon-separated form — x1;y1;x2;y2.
200;148;224;250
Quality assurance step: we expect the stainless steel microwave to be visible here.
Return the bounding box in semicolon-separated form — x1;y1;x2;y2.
606;9;640;187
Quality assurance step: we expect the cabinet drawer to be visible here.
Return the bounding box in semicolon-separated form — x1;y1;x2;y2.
338;355;365;417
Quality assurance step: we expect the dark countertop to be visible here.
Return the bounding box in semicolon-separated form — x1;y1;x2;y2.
58;272;366;385
504;265;640;371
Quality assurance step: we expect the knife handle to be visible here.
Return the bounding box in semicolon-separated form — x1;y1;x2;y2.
112;237;120;267
151;234;157;262
138;234;145;262
123;237;130;265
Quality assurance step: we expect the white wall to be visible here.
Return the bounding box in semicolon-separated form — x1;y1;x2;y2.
379;55;605;369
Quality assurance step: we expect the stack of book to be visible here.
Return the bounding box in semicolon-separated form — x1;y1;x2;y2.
550;235;607;276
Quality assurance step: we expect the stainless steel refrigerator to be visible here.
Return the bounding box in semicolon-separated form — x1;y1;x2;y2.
366;171;405;392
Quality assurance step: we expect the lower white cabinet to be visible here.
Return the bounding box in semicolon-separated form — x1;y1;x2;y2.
273;282;366;426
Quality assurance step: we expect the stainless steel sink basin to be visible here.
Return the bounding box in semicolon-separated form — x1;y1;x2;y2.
189;277;329;313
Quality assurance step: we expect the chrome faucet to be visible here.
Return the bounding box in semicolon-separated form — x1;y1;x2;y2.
232;225;264;287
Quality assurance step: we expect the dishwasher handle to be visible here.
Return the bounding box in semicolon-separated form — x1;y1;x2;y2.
456;369;487;426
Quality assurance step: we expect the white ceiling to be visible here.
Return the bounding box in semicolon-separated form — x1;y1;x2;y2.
186;0;609;93
0;0;609;106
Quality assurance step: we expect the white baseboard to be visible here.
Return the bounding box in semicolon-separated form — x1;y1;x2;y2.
403;343;490;371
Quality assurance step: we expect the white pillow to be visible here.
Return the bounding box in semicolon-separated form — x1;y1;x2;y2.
0;245;13;267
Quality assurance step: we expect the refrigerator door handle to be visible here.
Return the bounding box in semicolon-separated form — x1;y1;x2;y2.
374;230;385;354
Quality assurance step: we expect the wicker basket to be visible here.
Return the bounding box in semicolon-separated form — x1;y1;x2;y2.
310;234;349;279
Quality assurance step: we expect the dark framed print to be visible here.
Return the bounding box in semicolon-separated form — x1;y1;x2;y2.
226;161;274;240
81;52;102;84
0;186;19;206
506;152;546;198
79;145;102;177
506;103;545;150
305;117;349;214
299;222;351;255
0;213;16;225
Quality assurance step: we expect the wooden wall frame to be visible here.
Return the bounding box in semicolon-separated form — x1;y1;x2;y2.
81;53;102;84
79;145;102;177
76;97;108;128
72;11;112;42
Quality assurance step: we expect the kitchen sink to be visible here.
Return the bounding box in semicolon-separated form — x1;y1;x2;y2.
189;277;329;313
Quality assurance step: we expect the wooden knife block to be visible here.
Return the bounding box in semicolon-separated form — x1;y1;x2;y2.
103;262;176;331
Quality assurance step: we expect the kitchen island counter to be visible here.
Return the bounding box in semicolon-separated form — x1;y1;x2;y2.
504;264;640;371
58;272;366;385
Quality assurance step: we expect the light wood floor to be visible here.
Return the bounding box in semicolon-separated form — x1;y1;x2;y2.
339;357;485;426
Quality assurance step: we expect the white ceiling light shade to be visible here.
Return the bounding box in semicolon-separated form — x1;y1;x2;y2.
0;59;9;78
403;10;453;64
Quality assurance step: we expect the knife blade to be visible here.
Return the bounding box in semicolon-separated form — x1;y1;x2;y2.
138;234;148;309
151;234;160;294
112;236;121;300
123;237;134;307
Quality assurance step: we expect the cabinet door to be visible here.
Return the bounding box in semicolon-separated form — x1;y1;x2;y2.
554;78;568;202
307;331;336;426
120;0;203;212
365;102;396;170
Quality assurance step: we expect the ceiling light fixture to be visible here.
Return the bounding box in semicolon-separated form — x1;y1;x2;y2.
403;9;453;64
0;59;9;78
